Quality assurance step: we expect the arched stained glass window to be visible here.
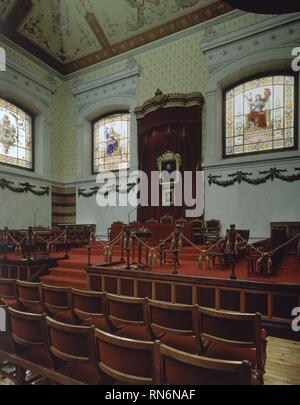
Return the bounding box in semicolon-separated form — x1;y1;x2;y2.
224;74;297;157
0;98;33;170
92;112;130;173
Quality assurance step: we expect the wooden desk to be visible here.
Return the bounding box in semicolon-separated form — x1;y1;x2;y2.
110;223;192;245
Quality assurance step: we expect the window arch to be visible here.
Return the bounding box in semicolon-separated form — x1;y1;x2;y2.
224;73;297;158
92;111;131;173
0;98;33;170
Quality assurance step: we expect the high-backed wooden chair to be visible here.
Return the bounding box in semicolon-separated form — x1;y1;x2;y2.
41;284;72;318
145;218;159;224
191;218;204;244
46;317;103;385
175;217;188;225
94;328;161;385
70;289;110;331
148;300;202;354
160;214;174;224
159;344;252;385
198;307;267;383
204;219;220;242
0;278;17;307
6;306;53;384
106;294;151;341
16;281;43;314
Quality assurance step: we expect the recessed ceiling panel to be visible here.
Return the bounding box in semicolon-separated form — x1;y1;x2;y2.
17;0;101;64
0;0;17;21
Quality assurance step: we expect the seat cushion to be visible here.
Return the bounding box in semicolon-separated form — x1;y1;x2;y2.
115;325;150;341
205;343;257;368
1;299;17;307
58;363;102;385
53;310;80;325
21;348;53;369
160;334;200;354
82;317;111;332
24;305;44;315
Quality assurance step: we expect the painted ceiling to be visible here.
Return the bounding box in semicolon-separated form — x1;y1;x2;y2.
0;0;234;75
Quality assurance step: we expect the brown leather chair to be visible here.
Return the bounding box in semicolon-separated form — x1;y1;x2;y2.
198;307;267;383
159;344;252;385
94;328;161;385
16;281;43;314
6;306;53;384
106;293;152;341
46;317;103;385
70;289;111;331
148;300;202;354
41;284;73;321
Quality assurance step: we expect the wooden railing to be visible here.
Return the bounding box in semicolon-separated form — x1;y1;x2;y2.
247;234;300;276
0;226;93;260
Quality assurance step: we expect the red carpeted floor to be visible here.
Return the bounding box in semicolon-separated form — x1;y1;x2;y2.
39;243;300;289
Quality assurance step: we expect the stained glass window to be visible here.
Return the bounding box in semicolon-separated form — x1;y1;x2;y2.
224;75;296;157
93;112;130;173
0;98;33;170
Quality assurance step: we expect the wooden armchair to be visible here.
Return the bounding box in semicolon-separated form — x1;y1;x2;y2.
191;218;204;244
160;214;174;224
175;217;188;226
145;218;159;224
204;219;220;243
198;307;267;384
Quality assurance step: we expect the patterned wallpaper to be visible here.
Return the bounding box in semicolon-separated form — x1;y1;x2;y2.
0;12;270;182
61;12;269;181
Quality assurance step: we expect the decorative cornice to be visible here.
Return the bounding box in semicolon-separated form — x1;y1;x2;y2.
208;168;300;187
72;59;142;96
135;89;204;119
0;178;50;196
201;13;300;55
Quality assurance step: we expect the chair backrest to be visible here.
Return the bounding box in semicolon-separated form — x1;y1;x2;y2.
106;293;150;336
0;278;16;303
16;281;42;310
41;284;71;315
94;328;161;385
160;214;174;224
159;344;251;385
46;317;97;367
191;219;204;229
206;219;220;232
175;217;188;225
145;218;159;224
6;306;49;356
148;300;202;351
198;307;262;350
71;288;107;322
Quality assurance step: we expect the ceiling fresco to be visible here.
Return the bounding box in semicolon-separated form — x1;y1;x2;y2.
0;0;16;21
0;0;234;74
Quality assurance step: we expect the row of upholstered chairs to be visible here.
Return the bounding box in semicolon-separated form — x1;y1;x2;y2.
1;306;253;386
0;279;267;384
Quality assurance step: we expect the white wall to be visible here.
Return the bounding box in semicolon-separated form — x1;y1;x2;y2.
0;174;52;229
205;161;300;239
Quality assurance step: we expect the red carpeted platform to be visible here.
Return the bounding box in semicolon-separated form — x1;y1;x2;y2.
40;242;300;289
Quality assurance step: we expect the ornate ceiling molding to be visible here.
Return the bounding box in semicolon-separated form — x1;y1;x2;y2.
0;0;234;75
